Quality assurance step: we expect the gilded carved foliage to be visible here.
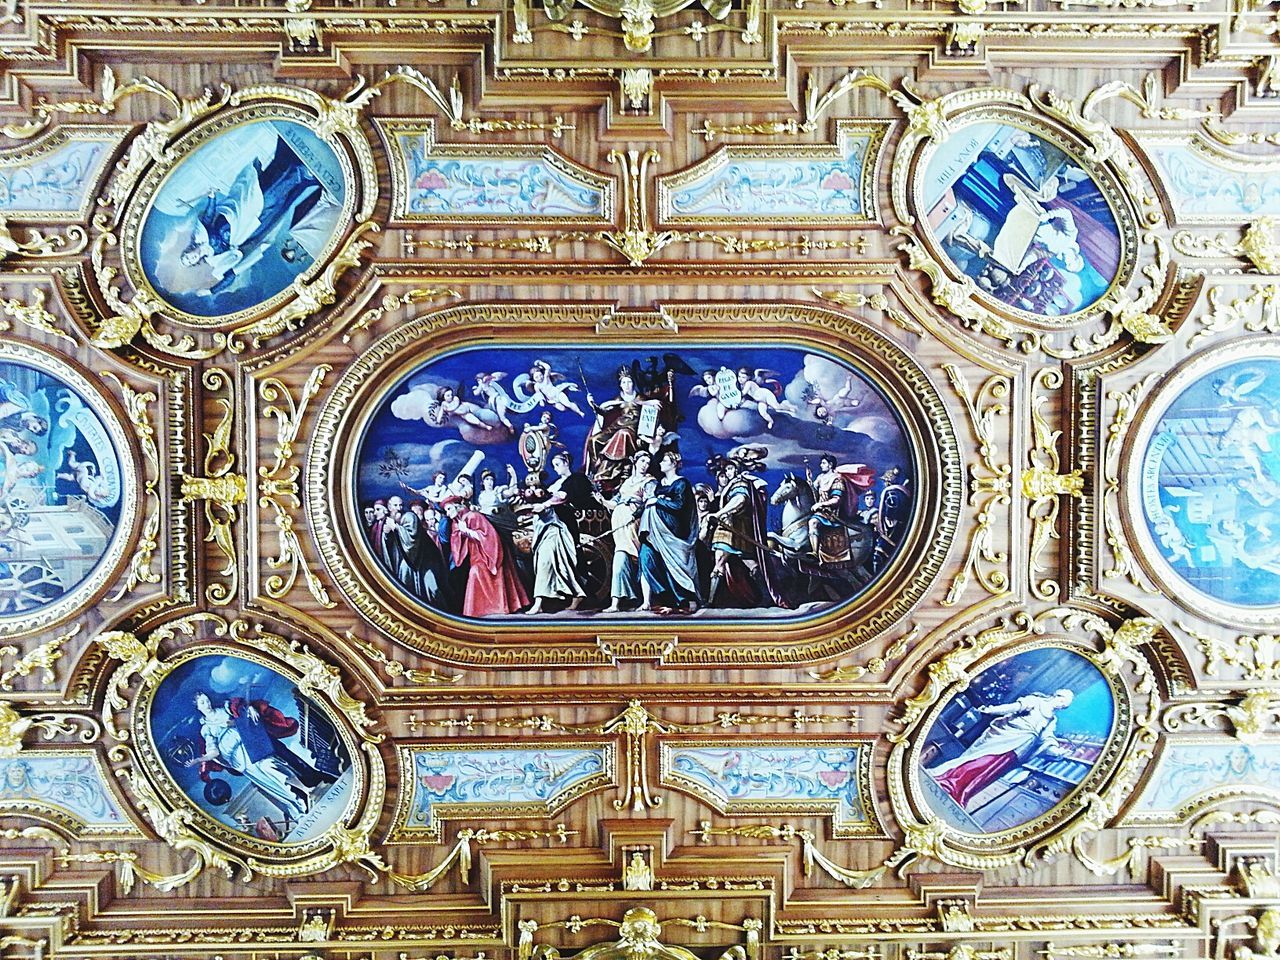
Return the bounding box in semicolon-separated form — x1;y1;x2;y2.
101;371;161;601
258;365;336;608
941;364;1012;606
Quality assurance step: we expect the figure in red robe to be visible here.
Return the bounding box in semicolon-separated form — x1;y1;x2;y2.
444;496;529;616
189;693;334;823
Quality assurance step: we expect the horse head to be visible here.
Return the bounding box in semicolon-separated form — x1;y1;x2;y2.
770;472;798;506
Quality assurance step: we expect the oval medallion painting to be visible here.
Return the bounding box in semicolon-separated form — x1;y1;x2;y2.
356;345;916;622
149;654;354;844
138;118;347;320
0;356;125;618
1139;355;1280;609
917;647;1115;835
920;122;1122;317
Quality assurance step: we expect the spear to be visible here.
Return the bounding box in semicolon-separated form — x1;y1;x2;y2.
576;356;596;411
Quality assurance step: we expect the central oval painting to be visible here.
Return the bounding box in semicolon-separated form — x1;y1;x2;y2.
919;121;1122;318
149;654;354;845
138;118;347;320
917;647;1116;836
355;345;916;622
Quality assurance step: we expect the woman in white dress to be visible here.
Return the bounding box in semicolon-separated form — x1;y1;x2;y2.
516;472;586;614
598;451;654;612
187;693;306;821
924;688;1073;809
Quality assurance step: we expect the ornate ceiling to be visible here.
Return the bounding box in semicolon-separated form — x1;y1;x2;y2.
0;2;1277;958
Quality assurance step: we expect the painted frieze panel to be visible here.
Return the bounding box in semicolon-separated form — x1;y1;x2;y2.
0;750;143;839
389;743;614;841
655;120;889;225
660;740;876;835
381;119;615;224
1137;131;1280;223
0;125;125;220
1125;740;1280;826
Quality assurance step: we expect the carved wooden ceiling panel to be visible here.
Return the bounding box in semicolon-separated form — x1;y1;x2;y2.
0;3;1277;959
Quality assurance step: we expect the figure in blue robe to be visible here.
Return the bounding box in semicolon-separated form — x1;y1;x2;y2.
638;453;701;611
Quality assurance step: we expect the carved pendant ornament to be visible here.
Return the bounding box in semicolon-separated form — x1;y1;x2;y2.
0;14;1276;957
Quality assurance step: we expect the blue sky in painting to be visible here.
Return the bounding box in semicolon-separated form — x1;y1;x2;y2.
356;342;915;512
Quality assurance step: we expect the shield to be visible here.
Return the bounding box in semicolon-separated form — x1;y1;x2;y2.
520;426;550;471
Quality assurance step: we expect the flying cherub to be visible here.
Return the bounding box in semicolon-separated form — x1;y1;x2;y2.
689;369;729;420
430;385;495;431
736;367;797;430
57;450;112;507
472;372;517;430
512;360;585;417
1214;368;1267;404
805;374;863;424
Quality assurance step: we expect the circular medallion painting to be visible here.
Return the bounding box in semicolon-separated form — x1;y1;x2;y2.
354;343;917;624
137;117;347;321
147;653;355;846
916;647;1116;836
919;121;1122;318
0;352;130;622
1138;355;1280;610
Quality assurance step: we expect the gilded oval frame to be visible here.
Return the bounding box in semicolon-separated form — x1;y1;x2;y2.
887;633;1136;869
305;300;962;670
894;92;1142;333
0;340;141;639
129;638;382;869
1120;335;1280;629
117;95;375;331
